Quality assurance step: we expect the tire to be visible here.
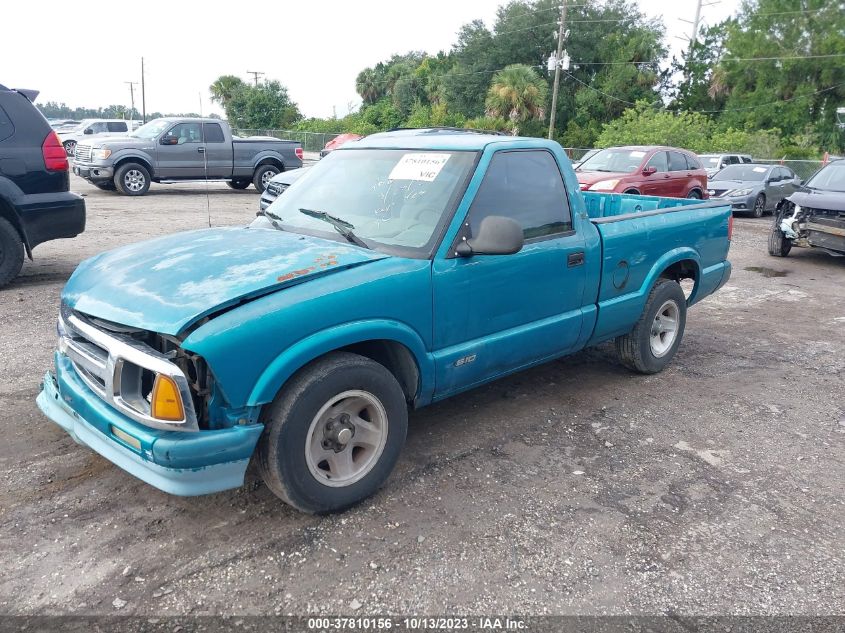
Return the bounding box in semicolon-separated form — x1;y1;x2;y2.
253;165;280;194
256;352;408;514
63;140;77;157
114;163;151;196
686;189;702;200
0;217;24;289
227;179;251;190
623;189;640;195
768;212;792;257
93;181;116;191
615;278;687;374
752;194;766;218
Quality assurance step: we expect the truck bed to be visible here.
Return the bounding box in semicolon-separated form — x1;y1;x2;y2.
582;192;733;345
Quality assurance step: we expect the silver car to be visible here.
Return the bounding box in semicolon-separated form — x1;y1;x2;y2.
707;163;801;218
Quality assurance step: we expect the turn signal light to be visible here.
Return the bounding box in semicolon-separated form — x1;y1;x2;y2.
150;374;185;422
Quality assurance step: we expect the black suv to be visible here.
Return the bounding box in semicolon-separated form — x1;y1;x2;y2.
0;84;85;287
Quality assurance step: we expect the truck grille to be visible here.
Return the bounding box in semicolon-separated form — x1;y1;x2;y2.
75;144;92;162
58;306;199;432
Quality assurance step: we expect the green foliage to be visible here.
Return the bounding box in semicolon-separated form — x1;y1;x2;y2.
708;127;783;158
209;75;246;109
484;64;548;135
224;80;302;130
596;101;715;152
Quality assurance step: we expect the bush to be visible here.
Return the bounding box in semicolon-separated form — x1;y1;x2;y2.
708;127;783;158
596;101;715;152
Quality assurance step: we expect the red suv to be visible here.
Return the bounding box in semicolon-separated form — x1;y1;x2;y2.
576;146;708;199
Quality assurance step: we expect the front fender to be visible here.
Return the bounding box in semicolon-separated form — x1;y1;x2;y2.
110;150;156;174
248;319;434;407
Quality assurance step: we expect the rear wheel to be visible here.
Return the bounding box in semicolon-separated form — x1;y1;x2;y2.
114;163;151;196
63;140;77;157
227;179;251;190
253;165;280;194
615;278;687;374
0;217;24;288
752;194;766;218
686;189;702;200
256;352;408;514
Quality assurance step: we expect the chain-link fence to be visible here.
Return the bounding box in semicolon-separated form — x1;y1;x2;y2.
233;129;342;153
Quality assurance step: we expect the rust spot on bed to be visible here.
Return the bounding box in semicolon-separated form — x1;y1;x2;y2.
277;267;316;282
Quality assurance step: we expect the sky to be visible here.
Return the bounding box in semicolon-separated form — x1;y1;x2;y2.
1;0;738;120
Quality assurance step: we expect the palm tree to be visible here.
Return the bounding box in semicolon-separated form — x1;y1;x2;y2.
485;64;549;135
209;75;246;109
355;69;382;105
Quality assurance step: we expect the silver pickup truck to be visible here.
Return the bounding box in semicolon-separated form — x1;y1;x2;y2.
72;118;302;195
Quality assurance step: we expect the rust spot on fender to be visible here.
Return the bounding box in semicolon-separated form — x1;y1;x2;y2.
277;266;316;282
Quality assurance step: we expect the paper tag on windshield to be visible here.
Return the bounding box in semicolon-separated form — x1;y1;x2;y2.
753;167;766;173
629;151;646;158
389;153;450;181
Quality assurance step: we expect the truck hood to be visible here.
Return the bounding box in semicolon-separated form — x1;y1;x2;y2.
788;190;845;212
86;136;149;149
62;227;388;335
576;170;631;186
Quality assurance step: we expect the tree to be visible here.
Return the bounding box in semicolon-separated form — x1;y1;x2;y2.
595;101;715;152
485;64;549;135
355;69;383;105
209;75;246;109
225;80;302;130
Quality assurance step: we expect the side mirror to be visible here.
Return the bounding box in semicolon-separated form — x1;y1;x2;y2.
160;136;178;146
456;216;524;257
83;128;94;135
642;165;656;176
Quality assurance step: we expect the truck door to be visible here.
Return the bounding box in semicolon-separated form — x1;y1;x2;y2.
200;122;233;178
156;122;205;179
431;149;587;397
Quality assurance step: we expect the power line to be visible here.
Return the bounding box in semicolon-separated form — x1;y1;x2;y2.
247;70;264;86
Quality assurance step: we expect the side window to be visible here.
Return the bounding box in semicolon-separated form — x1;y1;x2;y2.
107;122;128;132
741;156;752;163
168;123;202;144
646;151;668;172
89;122;108;134
466;150;572;240
668;151;688;171
727;155;739;165
203;123;225;143
0;105;13;142
685;153;702;170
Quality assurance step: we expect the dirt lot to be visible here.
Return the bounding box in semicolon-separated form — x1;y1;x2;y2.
1;174;843;616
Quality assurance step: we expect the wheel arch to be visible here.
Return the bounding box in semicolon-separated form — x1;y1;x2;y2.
253;156;285;174
0;196;31;257
113;155;155;179
247;321;434;409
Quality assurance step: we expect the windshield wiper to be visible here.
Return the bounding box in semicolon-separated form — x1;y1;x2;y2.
299;208;369;249
256;208;285;231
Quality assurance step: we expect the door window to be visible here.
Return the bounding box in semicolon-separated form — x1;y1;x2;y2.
685;154;702;170
89;122;108;134
106;122;128;132
668;151;688;171
646;151;668;172
466;150;572;240
203;123;225;143
167;123;203;144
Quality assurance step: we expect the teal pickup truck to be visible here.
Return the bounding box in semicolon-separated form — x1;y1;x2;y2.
38;129;732;513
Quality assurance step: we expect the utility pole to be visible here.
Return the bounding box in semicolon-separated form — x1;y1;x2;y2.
124;81;138;121
547;0;569;140
247;70;264;86
141;57;146;123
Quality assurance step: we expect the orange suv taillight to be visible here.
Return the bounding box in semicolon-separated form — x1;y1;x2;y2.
42;131;68;171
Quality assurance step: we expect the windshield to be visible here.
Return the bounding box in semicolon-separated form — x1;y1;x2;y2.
131;120;172;140
805;162;845;192
255;149;477;255
699;155;721;166
714;164;769;182
578;148;647;173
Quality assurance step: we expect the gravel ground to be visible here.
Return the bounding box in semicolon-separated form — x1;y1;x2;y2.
0;174;843;617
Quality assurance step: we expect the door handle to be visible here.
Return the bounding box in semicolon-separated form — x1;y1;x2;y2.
197;147;206;153
568;252;585;267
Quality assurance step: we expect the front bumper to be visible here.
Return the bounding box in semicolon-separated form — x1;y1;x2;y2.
73;162;114;181
37;353;263;496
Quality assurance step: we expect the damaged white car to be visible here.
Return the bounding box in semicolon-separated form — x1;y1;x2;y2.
769;159;845;258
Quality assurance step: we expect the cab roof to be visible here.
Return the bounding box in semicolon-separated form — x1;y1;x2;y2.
347;128;551;152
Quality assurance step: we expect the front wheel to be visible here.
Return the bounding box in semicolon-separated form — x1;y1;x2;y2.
63;140;77;157
615;279;687;374
256;352;408;514
253;165;280;194
768;213;792;257
752;194;766;218
686;189;702;200
114;163;151;196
